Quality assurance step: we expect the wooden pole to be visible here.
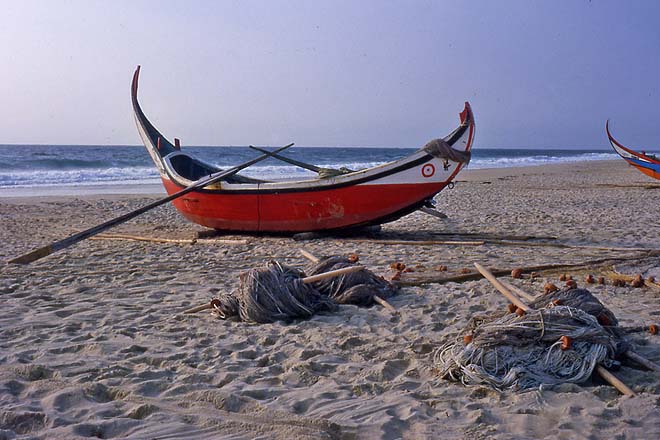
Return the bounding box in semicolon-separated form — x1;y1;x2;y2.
299;249;398;315
183;302;214;314
301;266;365;283
7;143;293;265
299;249;320;263
473;263;530;311
625;351;660;373
595;366;635;396
499;278;536;302
475;261;636;396
373;295;399;315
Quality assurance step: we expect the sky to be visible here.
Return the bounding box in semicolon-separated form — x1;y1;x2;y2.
1;0;659;148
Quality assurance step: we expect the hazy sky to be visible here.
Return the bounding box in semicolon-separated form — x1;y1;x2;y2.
1;0;659;148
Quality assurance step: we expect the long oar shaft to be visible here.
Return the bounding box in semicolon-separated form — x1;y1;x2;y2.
249;145;321;172
8;143;294;265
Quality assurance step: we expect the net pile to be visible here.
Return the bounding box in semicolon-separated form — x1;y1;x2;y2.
305;256;398;306
212;260;337;324
435;288;628;391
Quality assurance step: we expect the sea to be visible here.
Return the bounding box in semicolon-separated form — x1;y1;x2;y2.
0;144;631;194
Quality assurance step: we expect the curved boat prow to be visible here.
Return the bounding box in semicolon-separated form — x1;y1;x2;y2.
131;66;176;173
606;120;660;180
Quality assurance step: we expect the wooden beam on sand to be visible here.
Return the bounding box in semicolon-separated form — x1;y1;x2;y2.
474;262;636;396
90;233;249;245
347;239;485;246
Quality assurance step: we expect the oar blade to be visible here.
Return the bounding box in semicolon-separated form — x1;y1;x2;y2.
7;245;54;265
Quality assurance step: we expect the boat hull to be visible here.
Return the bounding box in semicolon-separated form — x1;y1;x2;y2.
132;66;474;232
164;178;451;232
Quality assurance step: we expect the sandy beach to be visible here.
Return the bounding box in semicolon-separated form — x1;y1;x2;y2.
1;160;659;439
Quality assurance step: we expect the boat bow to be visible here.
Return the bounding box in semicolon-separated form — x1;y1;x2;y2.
606;120;660;180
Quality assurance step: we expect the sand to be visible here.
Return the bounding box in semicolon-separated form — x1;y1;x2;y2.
1;160;659;439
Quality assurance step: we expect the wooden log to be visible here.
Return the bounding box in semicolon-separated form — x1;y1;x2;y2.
625;351;660;373
595;366;635;396
473;263;530;311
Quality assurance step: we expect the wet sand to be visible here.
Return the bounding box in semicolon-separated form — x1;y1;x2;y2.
1;160;659;439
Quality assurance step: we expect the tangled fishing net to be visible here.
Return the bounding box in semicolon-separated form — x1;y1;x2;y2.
435;288;629;391
211;260;336;324
305;255;398;306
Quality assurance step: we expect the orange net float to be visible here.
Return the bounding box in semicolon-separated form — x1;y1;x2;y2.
650;324;659;335
463;334;473;344
515;307;526;317
551;299;563;306
544;283;559;294
508;303;518;313
511;268;523;279
560;335;572;350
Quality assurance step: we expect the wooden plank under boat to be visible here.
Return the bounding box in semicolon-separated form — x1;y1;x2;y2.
606;121;660;181
131;66;475;232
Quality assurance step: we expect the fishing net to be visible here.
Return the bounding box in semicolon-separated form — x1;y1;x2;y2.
212;260;337;324
435;288;628;391
305;255;398;306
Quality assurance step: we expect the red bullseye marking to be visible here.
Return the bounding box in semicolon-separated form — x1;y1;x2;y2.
421;163;435;178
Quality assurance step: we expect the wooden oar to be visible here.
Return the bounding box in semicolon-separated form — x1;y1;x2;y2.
7;143;294;265
249;145;322;173
474;262;636;396
182;265;365;314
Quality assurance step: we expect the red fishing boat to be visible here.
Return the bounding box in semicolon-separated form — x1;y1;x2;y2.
132;66;475;232
607;121;660;180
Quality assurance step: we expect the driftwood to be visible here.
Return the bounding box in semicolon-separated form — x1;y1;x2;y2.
474;262;636;396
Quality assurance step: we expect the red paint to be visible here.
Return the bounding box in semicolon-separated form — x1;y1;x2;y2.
162;178;445;232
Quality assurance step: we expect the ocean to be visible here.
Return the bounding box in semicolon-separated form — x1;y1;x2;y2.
0;144;627;191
